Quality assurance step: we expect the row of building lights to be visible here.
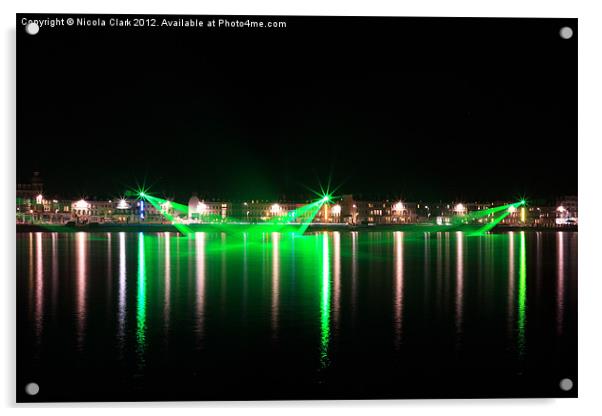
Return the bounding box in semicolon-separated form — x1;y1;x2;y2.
29;193;574;218
31;195;468;215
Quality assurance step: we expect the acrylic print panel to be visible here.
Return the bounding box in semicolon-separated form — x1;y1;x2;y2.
16;14;577;402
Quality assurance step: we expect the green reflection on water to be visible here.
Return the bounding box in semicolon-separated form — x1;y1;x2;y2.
53;230;540;372
136;232;147;367
518;231;527;357
18;229;579;391
320;232;331;369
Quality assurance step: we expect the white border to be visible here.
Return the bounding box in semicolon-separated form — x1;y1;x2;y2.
2;1;602;414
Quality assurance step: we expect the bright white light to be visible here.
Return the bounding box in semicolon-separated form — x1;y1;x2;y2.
161;200;172;211
393;201;405;212
508;206;517;213
332;204;341;215
557;205;566;212
454;203;466;213
270;203;282;214
35;194;43;204
74;199;89;210
116;199;130;210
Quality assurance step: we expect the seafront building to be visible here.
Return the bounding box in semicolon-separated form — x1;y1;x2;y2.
16;173;578;228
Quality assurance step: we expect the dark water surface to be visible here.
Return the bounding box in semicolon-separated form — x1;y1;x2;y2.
17;231;577;401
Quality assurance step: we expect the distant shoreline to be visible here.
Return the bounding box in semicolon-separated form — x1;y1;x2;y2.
16;223;578;233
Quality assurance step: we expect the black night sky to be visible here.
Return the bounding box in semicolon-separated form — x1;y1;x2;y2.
17;15;577;202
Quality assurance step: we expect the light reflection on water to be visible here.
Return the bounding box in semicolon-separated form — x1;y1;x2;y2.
34;233;43;346
271;232;280;338
508;232;515;344
455;231;464;347
557;232;565;336
195;232;205;347
20;230;577;397
117;232;126;358
75;232;87;352
393;231;403;349
351;231;358;326
518;231;527;358
332;232;341;334
163;232;171;342
320;232;330;370
136;232;147;369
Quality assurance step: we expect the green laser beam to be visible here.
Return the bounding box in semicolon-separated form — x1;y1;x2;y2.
135;189;526;236
144;194;193;235
139;192;327;236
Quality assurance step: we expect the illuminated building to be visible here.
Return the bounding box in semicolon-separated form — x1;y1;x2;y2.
336;195;417;225
454;203;467;215
66;198;168;224
222;200;304;223
531;206;557;227
116;199;130;210
72;199;91;216
556;196;578;225
188;196;228;222
15;179;577;229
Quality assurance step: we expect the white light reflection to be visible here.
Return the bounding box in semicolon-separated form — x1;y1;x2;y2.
455;231;464;346
195;233;206;346
164;232;171;338
508;232;515;339
333;232;341;328
557;232;565;336
34;233;44;348
75;232;87;351
393;231;404;349
351;231;358;326
117;232;127;356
